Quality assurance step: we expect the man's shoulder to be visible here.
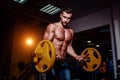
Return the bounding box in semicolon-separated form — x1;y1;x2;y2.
46;23;58;31
48;22;58;27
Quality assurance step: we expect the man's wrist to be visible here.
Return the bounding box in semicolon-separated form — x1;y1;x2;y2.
75;55;79;60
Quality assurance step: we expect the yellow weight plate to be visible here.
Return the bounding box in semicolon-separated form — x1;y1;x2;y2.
81;48;102;72
33;40;56;73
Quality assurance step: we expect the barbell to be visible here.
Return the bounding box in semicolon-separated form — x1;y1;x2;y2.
81;47;102;72
33;40;56;73
33;40;101;73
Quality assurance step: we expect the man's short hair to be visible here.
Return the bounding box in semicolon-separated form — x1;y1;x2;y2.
62;7;72;14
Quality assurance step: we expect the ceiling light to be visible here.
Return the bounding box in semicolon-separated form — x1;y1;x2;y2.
40;4;61;15
109;49;112;52
14;0;28;4
96;44;100;47
87;40;91;43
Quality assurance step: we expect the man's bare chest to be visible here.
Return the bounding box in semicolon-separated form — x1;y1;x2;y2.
54;28;72;41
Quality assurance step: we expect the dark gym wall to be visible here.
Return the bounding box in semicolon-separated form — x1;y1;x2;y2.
0;9;14;80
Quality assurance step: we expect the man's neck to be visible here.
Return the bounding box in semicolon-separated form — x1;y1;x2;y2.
58;21;69;29
64;25;69;29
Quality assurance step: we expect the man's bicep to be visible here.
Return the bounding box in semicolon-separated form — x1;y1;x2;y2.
43;31;48;40
43;24;55;40
43;30;54;41
48;32;54;41
67;41;72;51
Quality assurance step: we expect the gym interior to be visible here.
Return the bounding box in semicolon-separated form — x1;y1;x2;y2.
0;0;120;80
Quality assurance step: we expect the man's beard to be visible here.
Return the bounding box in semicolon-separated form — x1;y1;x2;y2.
62;22;67;26
62;22;69;28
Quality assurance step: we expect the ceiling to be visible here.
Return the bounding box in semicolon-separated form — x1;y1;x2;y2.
0;0;119;22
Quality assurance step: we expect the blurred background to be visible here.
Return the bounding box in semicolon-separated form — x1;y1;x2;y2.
0;0;120;80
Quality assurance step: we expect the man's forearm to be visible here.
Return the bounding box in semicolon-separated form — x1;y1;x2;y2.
67;46;83;61
67;46;78;58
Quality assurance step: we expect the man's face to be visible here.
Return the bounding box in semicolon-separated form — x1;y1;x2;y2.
60;11;72;26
